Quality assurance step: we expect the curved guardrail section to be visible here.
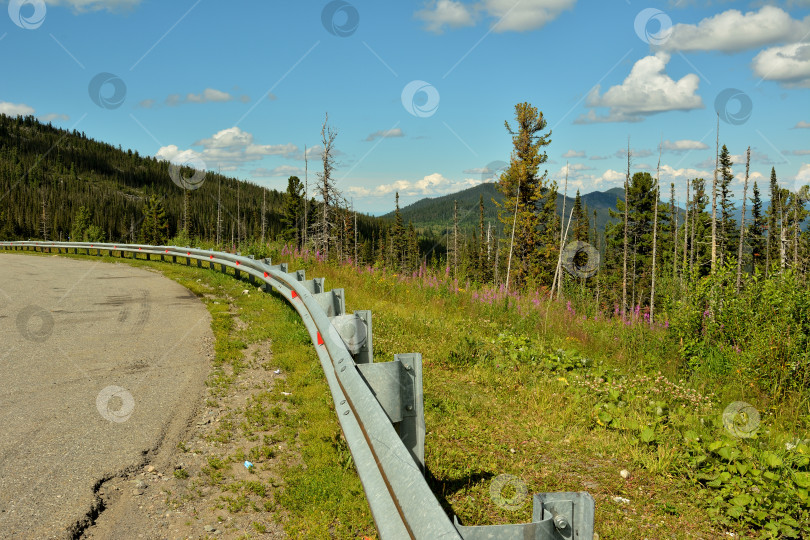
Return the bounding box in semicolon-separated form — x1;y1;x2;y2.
0;241;595;540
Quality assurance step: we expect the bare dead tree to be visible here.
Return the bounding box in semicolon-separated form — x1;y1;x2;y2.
304;144;308;246
354;204;358;266
551;165;569;299
453;200;459;279
261;187;266;245
650;144;661;324
711;114;719;273
216;176;222;247
683;178;690;282
505;181;519;293
736;147;751;292
183;187;190;235
779;188;787;270
41;190;49;241
317;113;340;258
671;182;678;281
622;139;630;317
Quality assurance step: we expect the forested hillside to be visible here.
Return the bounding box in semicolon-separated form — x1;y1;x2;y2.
0;114;385;247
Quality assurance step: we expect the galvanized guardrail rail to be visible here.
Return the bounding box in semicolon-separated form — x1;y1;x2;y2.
1;241;595;540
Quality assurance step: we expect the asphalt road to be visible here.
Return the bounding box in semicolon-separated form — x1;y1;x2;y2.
0;254;213;539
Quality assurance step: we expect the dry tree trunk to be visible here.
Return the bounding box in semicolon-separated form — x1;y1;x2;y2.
683;178;690;282
453;200;458;279
623;140;630;318
551;165;569;299
736;147;750;292
671;182;677;281
216;177;222;248
261;188;266;245
650;146;661;324
505;181;520;293
711;114;719;273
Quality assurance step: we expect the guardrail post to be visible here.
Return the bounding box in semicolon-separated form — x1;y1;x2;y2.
454;492;595;540
290;269;306;281
313;288;345;318
301;277;325;294
357;353;425;472
354;310;373;365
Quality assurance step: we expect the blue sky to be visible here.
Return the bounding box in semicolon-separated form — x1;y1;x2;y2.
1;0;809;214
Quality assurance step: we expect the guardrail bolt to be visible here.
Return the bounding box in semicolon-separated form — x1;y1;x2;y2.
553;515;569;531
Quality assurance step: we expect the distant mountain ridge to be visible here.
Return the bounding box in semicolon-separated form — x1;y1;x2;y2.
383;183;629;234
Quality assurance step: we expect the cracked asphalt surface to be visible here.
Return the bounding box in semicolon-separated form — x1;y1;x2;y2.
0;254;213;539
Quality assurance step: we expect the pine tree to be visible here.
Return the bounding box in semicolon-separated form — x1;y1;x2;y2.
496;102;552;288
141;195;169;245
718;144;737;265
572;189;588;242
282;176;304;247
71;205;92;241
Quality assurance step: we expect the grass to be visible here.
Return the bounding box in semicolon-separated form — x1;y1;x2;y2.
292;255;808;539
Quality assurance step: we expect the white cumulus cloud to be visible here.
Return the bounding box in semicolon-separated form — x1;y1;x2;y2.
562;149;586;158
752;42;810;88
0;101;35;116
661;6;810;53
156;127;299;172
576;53;703;123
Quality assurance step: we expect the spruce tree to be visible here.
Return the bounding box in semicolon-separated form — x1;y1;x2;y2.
282;176;304;247
497;102;552;287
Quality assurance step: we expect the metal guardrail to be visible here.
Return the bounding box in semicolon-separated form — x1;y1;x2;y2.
0;241;595;540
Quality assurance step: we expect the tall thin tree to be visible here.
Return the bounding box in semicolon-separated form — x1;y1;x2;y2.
650;145;661;324
622;139;630;317
711;114;719;273
736;147;751;292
